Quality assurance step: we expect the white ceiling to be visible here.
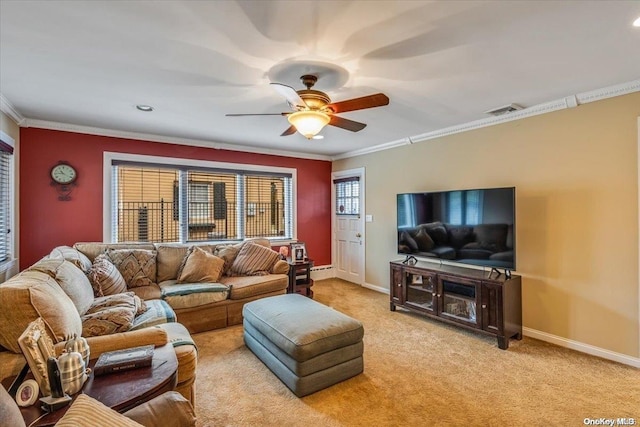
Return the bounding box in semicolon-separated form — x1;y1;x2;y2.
1;1;639;159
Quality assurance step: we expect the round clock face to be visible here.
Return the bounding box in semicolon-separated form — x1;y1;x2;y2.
51;163;77;185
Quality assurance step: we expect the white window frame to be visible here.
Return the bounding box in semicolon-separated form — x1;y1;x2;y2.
103;152;297;243
0;130;15;275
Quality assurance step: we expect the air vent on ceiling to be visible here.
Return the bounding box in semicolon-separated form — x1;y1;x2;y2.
484;103;523;116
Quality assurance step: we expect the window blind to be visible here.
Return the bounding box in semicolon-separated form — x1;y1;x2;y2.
111;161;293;243
0;141;13;263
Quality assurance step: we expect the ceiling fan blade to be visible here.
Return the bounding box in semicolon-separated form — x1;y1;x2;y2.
225;113;289;116
280;125;297;136
329;115;367;132
270;83;307;109
327;93;389;114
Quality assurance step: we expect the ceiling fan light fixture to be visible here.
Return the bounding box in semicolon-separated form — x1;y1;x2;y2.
287;110;330;139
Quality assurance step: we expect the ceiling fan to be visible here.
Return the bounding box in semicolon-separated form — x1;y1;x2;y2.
226;75;389;139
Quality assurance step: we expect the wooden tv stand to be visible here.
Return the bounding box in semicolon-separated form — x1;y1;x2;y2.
390;260;522;349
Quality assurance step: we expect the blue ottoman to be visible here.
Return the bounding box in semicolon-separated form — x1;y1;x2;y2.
243;294;364;397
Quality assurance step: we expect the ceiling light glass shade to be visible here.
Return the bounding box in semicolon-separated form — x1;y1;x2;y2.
287;110;330;139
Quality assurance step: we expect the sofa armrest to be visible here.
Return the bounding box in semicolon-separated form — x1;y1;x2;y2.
123;391;196;427
271;259;290;275
54;327;169;360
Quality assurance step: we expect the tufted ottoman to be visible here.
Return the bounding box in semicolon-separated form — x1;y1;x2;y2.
242;294;364;397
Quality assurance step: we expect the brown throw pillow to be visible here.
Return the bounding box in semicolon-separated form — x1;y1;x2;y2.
213;243;242;276
87;254;127;297
106;249;157;288
177;247;225;283
229;241;280;276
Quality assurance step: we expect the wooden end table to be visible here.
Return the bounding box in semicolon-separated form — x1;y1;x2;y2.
287;258;314;298
4;343;178;427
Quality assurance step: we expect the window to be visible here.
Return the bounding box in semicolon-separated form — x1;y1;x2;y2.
0;136;13;263
109;157;294;243
334;177;360;215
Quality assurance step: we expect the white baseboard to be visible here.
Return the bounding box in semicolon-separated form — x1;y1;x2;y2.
310;265;335;281
354;281;640;368
362;282;389;294
523;327;640;368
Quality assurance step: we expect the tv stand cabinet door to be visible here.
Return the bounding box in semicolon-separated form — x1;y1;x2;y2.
390;264;404;310
481;282;504;338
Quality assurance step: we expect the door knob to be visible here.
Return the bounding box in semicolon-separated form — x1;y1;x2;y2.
356;233;362;238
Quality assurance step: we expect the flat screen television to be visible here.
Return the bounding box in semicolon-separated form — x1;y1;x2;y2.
397;187;516;270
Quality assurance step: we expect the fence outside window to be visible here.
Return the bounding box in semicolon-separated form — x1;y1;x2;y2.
112;163;292;243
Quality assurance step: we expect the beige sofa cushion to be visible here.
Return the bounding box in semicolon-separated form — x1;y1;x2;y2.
221;274;288;300
129;284;162;300
0;270;82;352
156;244;216;283
74;242;156;262
87;254;128;296
178;247;225;283
48;245;92;272
229;242;280;276
107;249;157;288
29;258;95;315
123;391;196;427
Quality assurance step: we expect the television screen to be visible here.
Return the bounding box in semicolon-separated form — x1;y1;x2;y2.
397;187;516;270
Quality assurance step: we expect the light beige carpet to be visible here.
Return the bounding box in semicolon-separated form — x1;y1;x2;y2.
193;279;639;426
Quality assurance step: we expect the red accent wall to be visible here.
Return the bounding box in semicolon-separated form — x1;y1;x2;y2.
19;128;332;269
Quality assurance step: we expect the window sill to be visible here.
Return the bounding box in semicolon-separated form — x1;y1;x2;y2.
0;258;18;282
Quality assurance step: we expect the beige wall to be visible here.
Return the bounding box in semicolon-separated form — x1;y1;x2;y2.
333;92;640;358
0;111;20;281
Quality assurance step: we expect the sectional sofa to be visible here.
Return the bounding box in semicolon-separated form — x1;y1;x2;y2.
0;238;289;406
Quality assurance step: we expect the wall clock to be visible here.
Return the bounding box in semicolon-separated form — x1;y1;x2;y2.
50;161;77;201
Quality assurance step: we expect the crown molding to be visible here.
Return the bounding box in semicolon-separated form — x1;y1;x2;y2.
23;119;332;161
331;137;410;161
576;79;640;105
335;79;640;160
6;79;639;162
0;94;26;126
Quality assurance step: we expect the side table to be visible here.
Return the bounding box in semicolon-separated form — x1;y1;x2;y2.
4;343;178;427
287;259;314;298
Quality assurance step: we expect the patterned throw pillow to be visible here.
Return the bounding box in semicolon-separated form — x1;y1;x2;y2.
106;249;157;288
82;292;141;337
81;306;136;337
87;254;127;297
177;247;225;283
86;291;137;315
229;241;280;276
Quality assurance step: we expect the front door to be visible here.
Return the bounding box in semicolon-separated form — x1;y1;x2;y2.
333;169;365;284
